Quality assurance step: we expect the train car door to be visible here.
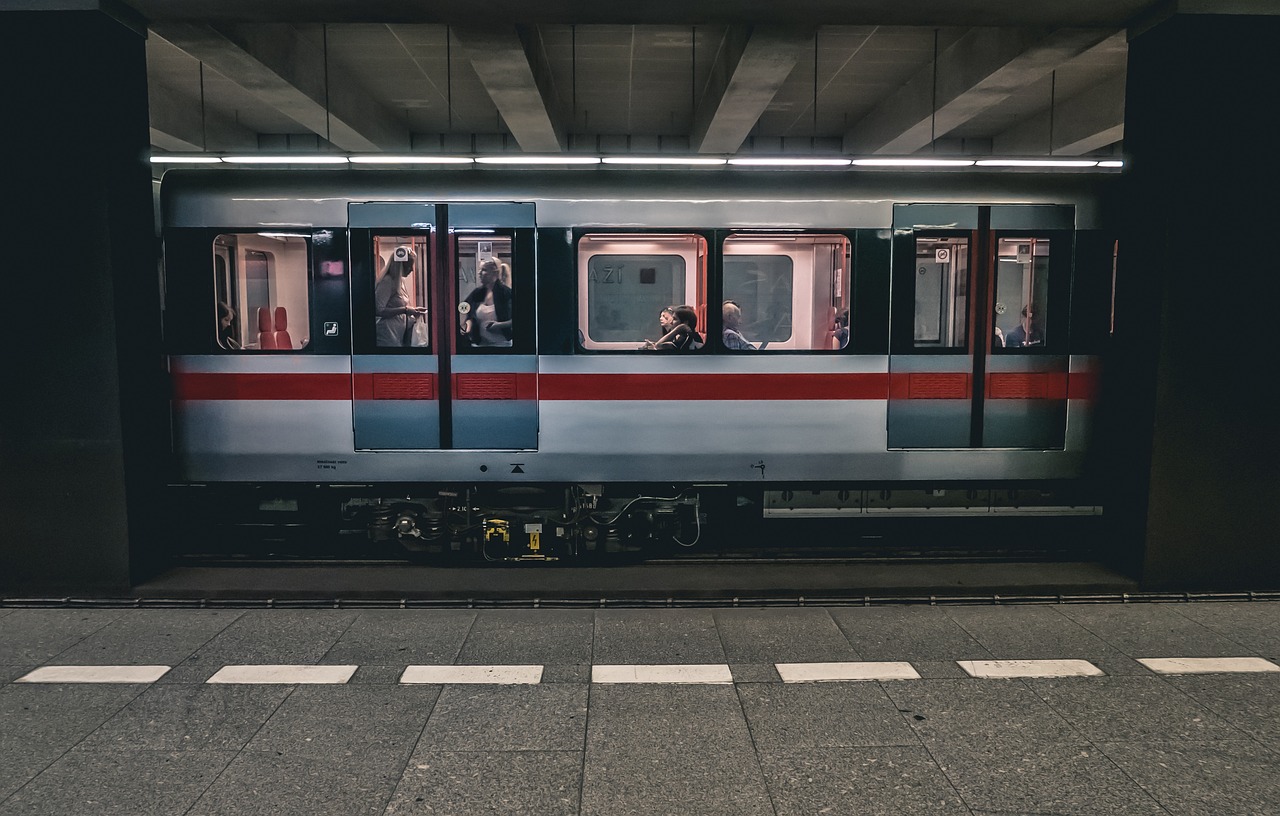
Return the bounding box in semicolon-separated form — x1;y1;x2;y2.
348;202;538;451
888;204;1074;449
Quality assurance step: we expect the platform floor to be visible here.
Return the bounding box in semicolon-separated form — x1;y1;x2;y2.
3;601;1280;815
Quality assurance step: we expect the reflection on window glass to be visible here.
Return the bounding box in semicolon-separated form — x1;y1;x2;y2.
457;235;514;348
213;232;310;351
913;236;968;349
993;237;1049;350
577;234;706;350
373;235;429;349
723;234;850;351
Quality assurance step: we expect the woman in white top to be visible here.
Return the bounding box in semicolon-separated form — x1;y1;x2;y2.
460;259;513;348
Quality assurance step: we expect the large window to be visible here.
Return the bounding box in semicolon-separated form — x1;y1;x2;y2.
993;237;1050;350
577;234;707;351
722;234;851;351
456;233;516;350
371;234;430;349
912;235;968;349
213;232;310;351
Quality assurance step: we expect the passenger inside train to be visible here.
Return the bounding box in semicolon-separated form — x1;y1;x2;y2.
1005;304;1044;348
644;304;703;351
721;300;757;350
374;245;428;348
460;258;514;348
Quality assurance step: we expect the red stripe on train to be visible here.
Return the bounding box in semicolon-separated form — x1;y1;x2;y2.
171;370;1097;401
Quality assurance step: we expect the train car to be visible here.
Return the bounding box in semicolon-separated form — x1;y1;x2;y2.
159;167;1119;563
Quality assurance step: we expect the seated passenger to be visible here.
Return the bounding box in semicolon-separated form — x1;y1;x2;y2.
639;307;677;350
644;305;702;351
832;309;850;349
217;301;240;350
721;301;756;350
993;325;1005;348
1004;304;1044;348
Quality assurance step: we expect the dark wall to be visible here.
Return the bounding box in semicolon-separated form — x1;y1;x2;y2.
0;10;162;592
1118;14;1280;589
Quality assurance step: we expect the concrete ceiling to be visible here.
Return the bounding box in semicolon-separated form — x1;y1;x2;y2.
131;0;1176;159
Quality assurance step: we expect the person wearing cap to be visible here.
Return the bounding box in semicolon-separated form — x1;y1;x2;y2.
375;245;426;347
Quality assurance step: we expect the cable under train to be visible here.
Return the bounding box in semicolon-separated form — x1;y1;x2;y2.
159;167;1120;562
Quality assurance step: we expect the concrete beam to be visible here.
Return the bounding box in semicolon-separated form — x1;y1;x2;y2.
844;27;1117;154
147;79;257;151
149;23;408;151
691;25;814;155
452;26;564;153
993;72;1126;156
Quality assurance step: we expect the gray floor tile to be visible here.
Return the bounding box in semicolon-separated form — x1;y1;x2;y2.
0;609;128;665
186;749;407;816
0;748;236;816
160;610;359;683
320;609;476;665
930;741;1166;816
830;606;994;660
1101;739;1280;816
1165;673;1280;743
47;609;242;666
912;660;972;679
350;664;410;684
0;683;143;753
760;748;969;816
737;682;919;750
944;605;1129;659
1171;602;1280;656
385;751;582;816
882;679;1081;744
416;684;588;752
588;685;754;752
730;662;782;683
542;663;592;683
714;608;859;663
248;685;439;758
1057;602;1250;658
1026;676;1249;742
457;609;595;664
79;683;292;752
581;744;773;816
0;746;64;801
593;609;726;664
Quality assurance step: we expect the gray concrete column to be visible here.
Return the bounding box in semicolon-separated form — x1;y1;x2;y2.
0;8;163;592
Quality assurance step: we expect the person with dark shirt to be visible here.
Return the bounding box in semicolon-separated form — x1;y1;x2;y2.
460;258;514;347
1004;304;1044;348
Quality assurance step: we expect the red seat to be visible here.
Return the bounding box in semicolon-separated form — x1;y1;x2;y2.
273;306;293;350
257;307;277;350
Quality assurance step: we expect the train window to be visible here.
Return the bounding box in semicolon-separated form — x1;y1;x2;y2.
372;235;430;349
993;237;1050;350
213;233;310;351
913;236;969;349
723;234;851;351
456;233;516;349
577;233;708;351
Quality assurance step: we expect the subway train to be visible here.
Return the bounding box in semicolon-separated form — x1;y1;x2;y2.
160;166;1120;563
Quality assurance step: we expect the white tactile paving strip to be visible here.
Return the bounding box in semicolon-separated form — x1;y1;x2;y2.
592;664;735;684
401;665;545;684
10;658;1280;686
1137;657;1280;674
206;665;359;684
15;665;172;684
957;659;1106;678
777;662;922;683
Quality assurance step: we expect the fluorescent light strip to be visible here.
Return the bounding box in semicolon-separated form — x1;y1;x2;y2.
975;159;1098;167
728;157;852;166
852;158;975;167
222;155;350;164
475;156;601;165
602;156;727;166
150;155;223;164
349;155;474;164
1098;160;1125;168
